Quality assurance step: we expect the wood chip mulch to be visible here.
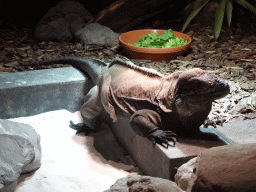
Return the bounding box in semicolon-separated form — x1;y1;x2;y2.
0;24;255;125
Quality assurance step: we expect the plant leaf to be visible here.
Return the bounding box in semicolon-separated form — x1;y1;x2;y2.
226;0;233;26
236;0;256;15
215;0;227;38
236;0;247;8
181;0;210;32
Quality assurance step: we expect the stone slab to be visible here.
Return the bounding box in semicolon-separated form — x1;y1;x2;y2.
217;119;256;144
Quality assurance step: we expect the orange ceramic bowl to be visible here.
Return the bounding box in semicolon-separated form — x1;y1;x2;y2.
119;29;191;61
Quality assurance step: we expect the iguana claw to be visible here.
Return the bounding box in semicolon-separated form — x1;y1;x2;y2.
69;121;95;135
69;120;84;130
148;130;177;149
204;118;225;128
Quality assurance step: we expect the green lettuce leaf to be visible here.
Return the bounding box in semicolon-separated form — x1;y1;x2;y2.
132;29;188;48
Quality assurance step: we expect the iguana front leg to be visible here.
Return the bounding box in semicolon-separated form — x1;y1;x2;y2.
130;109;177;148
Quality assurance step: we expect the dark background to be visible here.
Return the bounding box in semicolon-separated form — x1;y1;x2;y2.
1;0;256;35
0;0;116;28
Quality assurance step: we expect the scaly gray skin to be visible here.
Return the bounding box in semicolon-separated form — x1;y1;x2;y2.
22;56;230;148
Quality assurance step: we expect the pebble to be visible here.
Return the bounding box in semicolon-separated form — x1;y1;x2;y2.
4;61;18;67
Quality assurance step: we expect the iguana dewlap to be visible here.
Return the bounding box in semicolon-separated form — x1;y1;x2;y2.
23;56;230;148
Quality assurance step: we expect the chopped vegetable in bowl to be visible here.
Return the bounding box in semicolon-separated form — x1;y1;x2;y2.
131;29;188;48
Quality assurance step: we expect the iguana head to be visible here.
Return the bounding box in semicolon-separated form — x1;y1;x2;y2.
174;68;230;104
157;68;230;129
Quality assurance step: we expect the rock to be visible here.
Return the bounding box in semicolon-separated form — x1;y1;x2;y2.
0;119;41;191
191;143;256;192
0;135;34;192
240;83;256;91
104;174;184;192
102;49;114;56
175;157;198;191
75;22;119;47
36;1;93;42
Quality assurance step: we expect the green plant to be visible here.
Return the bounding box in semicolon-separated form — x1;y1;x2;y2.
182;0;256;38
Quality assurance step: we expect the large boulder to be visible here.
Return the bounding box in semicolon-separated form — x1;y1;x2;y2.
0;119;41;192
191;143;256;192
104;174;184;192
36;1;93;42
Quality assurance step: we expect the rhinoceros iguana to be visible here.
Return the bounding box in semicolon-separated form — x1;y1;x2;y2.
22;56;230;148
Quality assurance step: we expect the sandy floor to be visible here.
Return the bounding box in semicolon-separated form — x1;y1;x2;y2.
9;110;136;192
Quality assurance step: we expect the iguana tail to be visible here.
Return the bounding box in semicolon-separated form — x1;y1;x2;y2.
22;56;108;84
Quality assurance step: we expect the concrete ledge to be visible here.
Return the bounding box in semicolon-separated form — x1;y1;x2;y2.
0;67;235;181
216;119;256;144
112;113;234;180
0;67;91;119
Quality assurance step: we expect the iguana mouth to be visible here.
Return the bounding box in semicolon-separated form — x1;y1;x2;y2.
207;87;230;99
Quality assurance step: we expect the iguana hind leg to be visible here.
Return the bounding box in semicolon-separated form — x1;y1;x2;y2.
70;86;104;133
130;109;177;148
